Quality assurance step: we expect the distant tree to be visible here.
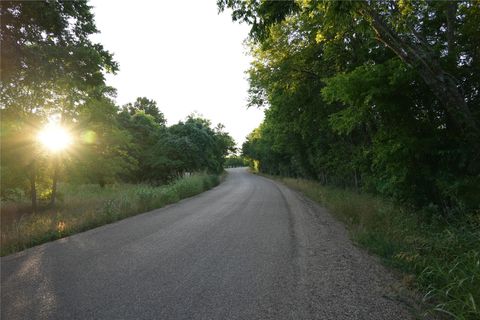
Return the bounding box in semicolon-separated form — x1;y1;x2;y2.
68;95;136;187
122;97;166;125
224;155;248;168
117;103;165;182
213;123;237;171
147;115;236;181
147;132;197;181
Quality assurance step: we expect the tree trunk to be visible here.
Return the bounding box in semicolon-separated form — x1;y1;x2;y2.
358;5;479;143
49;156;59;207
29;160;37;213
444;1;457;64
354;169;359;190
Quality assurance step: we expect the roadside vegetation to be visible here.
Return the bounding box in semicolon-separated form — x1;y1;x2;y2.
1;2;235;254
276;177;479;319
1;173;221;256
224;155;249;168
219;1;480;319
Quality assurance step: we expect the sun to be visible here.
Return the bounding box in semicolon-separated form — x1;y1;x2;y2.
38;124;73;152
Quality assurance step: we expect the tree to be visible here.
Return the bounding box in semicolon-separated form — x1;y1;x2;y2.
219;0;480;150
117;105;165;182
67;94;136;187
0;0;118;210
146;115;236;181
225;0;480;210
1;0;118;112
121;97;166;125
224;155;249;168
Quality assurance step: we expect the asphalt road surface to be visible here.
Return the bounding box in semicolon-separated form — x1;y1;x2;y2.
1;168;414;319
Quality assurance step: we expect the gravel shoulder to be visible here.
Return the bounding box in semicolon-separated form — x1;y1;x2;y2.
261;175;417;319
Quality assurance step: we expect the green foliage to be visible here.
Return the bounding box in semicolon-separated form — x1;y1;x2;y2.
1;0;118;92
232;0;480;211
121;97;166;125
67;94;137;186
217;0;299;41
172;174;206;199
116;105;165;182
145;115;235;181
224;155;249;168
0;0;119;209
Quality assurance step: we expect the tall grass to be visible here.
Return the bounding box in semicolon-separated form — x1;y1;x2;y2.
0;173;221;256
279;177;479;320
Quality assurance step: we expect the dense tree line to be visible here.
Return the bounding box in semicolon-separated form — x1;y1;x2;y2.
224;155;249;168
0;1;235;210
219;0;480;212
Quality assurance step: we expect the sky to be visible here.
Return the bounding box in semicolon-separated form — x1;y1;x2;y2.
89;0;264;147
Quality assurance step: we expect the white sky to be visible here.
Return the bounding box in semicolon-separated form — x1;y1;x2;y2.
89;0;264;147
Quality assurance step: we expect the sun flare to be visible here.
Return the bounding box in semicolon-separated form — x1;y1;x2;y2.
38;124;72;152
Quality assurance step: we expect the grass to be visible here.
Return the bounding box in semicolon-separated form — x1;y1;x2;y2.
275;176;479;320
0;173;221;256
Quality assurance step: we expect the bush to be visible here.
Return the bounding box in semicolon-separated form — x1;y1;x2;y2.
172;175;204;198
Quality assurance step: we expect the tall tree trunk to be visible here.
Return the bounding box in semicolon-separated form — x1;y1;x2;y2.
444;1;457;65
29;160;37;213
357;5;479;144
354;169;359;190
49;156;59;207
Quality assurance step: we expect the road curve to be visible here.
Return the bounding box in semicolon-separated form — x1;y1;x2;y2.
1;168;413;319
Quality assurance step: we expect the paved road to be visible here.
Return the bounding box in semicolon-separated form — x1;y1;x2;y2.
1;168;413;319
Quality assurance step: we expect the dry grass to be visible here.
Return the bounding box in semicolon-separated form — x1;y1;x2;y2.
0;173;221;256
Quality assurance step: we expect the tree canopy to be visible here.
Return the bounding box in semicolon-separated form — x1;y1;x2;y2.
1;1;236;210
220;0;480;211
